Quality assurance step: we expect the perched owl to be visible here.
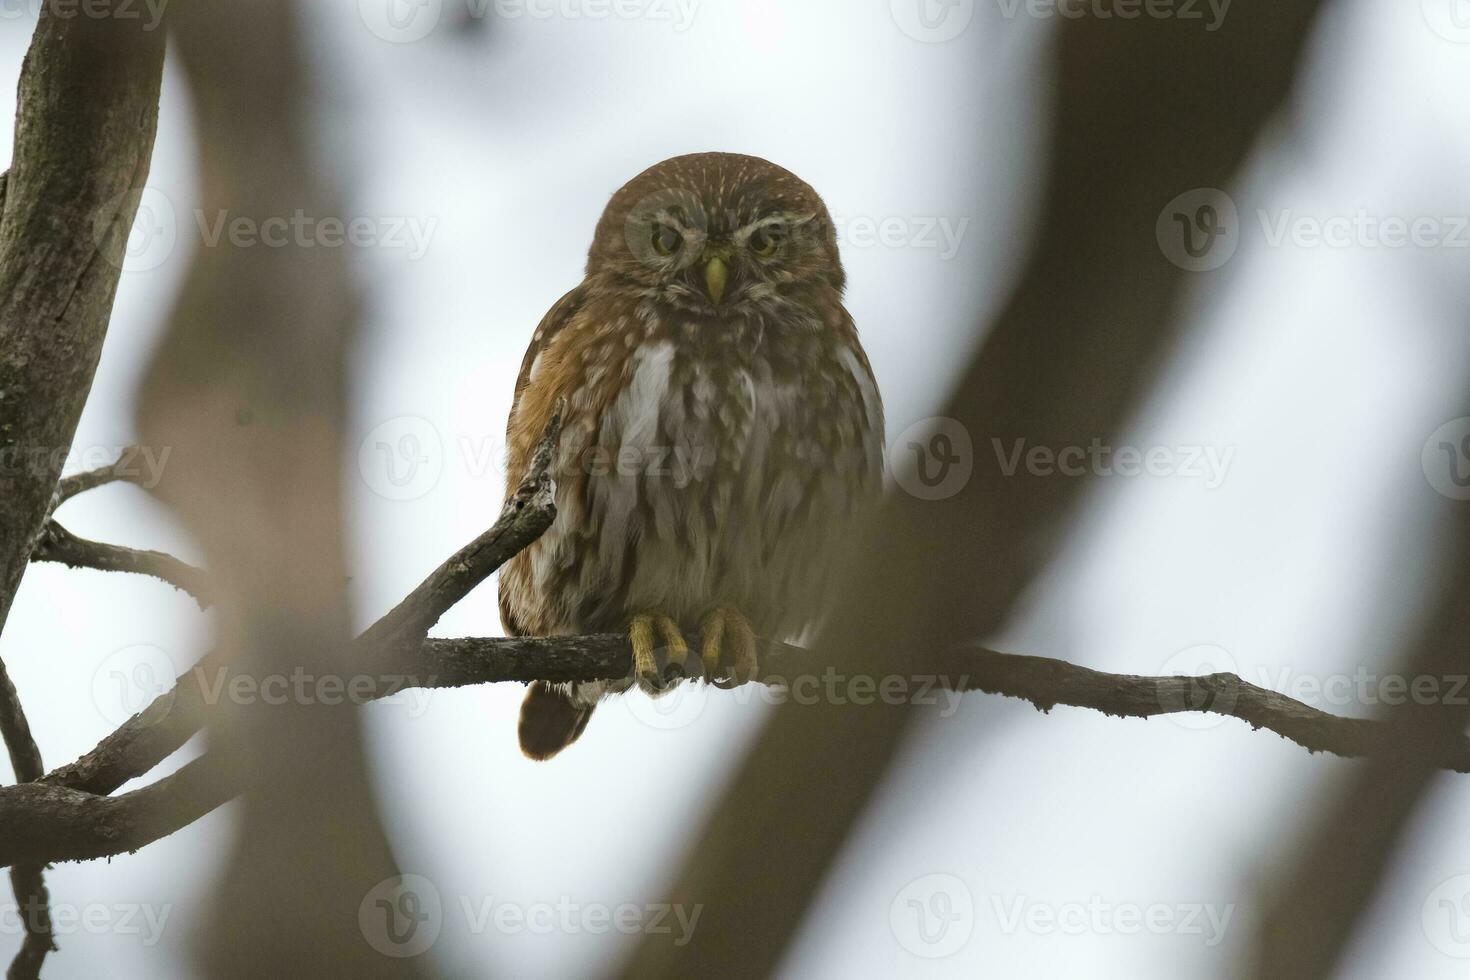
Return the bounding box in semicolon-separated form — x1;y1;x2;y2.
499;152;884;759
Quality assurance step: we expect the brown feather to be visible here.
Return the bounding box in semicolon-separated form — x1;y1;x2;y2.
518;682;594;761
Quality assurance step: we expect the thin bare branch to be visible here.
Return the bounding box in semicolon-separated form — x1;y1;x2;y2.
5;864;51;980
31;521;209;607
55;447;150;504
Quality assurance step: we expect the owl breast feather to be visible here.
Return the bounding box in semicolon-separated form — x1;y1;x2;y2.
513;310;881;645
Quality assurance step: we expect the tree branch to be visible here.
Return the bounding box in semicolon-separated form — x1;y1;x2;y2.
5;864;50;980
6;636;1469;871
31;521;209;607
0;9;166;977
55;447;150;504
406;639;1470;772
0;758;231;870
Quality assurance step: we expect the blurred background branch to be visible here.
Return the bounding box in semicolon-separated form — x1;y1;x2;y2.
137;1;428;976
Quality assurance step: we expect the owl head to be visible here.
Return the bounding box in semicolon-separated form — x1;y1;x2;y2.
585;152;845;315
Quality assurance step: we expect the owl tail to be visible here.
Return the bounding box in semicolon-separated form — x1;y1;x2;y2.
518;682;594;761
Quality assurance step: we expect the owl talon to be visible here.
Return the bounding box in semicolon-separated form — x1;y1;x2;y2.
630;613;689;692
700;606;759;689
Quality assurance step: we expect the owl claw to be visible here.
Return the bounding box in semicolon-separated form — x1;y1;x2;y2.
629;613;689;692
700;606;759;689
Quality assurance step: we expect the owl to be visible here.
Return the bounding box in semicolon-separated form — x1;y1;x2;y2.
499;152;884;759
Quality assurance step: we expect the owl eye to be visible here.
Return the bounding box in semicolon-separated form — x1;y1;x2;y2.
749;225;782;258
651;224;682;257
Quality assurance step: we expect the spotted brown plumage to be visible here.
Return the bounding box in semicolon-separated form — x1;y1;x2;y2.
500;152;884;760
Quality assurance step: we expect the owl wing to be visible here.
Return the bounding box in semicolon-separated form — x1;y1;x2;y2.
507;285;584;433
499;285;585;638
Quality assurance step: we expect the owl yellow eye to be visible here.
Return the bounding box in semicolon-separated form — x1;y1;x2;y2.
651;225;682;257
749;226;781;258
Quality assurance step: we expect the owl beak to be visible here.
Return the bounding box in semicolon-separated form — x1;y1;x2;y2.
704;254;729;305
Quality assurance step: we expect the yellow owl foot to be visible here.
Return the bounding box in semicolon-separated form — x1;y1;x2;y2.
629;612;690;692
700;606;759;689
